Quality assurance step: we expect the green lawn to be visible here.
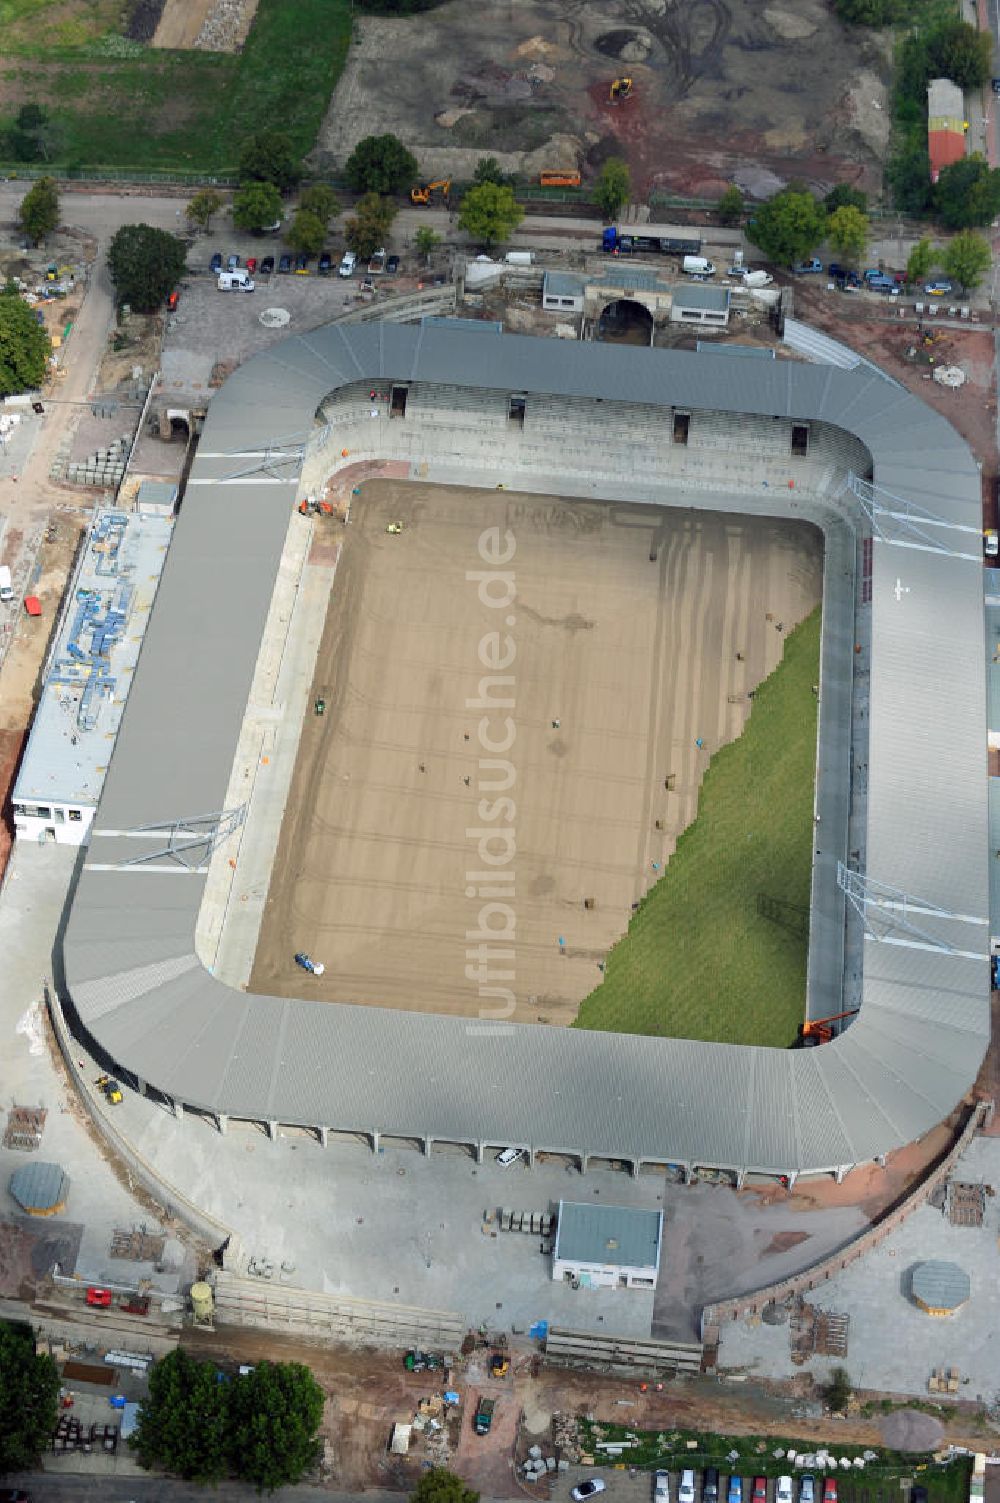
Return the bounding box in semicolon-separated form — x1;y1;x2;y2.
0;0;353;173
574;607;821;1049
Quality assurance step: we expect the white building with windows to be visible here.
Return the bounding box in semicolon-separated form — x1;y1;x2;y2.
552;1201;663;1290
12;508;172;846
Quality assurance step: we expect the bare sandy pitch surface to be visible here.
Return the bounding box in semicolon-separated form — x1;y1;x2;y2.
250;481;821;1025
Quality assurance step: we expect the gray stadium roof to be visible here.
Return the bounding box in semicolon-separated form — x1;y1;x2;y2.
9;1161;70;1213
61;323;990;1177
554;1202;663;1271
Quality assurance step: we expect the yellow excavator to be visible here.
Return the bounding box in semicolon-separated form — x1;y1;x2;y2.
410;178;451;206
609;77;633;104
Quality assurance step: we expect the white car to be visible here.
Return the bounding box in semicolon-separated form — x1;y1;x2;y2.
338;250;357;278
572;1482;606;1502
496;1146;525;1167
679;1473;696;1503
654;1472;671;1503
776;1480;793;1503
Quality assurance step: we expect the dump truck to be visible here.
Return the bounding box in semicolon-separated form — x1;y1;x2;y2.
474;1396;495;1435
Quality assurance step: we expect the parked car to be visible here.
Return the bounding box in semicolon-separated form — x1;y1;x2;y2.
318;251;333;275
572;1484;606;1502
294;252;310;274
166;289;180;312
865;271;898;293
210;251;223;274
800;1476;815;1503
827;262;847;279
339;250;357;278
822;1482;837;1503
227;253;240;270
245;256;257;274
497;1146;525;1166
369;247;387;274
86;1287;113;1307
387;253;400;275
909;1490;927;1503
260;255;275;275
278;253;292;273
704;1469;720;1503
924;279;953;296
753;1480;767;1503
728;1478;742;1503
776;1480;793;1503
679;1473;696;1503
793;258;823;274
655;1472;671;1503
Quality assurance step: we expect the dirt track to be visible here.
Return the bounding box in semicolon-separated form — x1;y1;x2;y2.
250;480;821;1023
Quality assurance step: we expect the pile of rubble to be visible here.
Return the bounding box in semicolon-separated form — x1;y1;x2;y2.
522;1443;569;1482
552;1411;584;1462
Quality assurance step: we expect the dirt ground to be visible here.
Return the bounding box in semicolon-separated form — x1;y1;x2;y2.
182;1325;997;1494
317;0;890;197
250;480;822;1023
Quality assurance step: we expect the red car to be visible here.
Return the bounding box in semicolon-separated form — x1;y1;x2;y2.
246;257;257;274
753;1481;767;1503
85;1287;112;1308
822;1481;837;1503
166;289;179;311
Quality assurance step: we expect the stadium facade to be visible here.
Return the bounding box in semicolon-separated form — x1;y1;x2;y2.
61;324;990;1182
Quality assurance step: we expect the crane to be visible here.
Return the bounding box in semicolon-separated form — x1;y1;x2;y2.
797;1008;859;1046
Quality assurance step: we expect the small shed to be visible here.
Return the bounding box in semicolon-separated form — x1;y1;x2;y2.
543;271;586;314
670;284;731;327
911;1259;970;1315
552;1201;662;1289
136;480;178;517
9;1160;70;1216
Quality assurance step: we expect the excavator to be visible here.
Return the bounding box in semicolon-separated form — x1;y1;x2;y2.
797;1008;859;1046
410;178;451;206
609;77;633;104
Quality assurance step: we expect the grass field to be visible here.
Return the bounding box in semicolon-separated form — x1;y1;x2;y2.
574;607;821;1049
0;0;352;172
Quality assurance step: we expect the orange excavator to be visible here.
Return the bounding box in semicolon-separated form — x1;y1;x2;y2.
797;1008;859;1046
410;178;451;206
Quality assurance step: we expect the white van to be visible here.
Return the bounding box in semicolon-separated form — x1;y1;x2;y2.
679;1473;696;1503
0;565;12;604
218;269;255;292
682;255;716;277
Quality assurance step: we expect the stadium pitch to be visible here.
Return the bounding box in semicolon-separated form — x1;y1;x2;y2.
249;479;822;1028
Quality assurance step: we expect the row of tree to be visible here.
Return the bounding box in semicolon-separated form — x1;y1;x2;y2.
131;1350;324;1490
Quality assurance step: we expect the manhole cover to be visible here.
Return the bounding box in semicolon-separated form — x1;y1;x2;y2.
259;306;291;328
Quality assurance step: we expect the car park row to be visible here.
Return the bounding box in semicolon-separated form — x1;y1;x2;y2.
633;1472;841;1503
207;247;399;282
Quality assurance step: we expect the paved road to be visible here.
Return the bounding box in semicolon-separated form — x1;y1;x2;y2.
2;1477;408;1502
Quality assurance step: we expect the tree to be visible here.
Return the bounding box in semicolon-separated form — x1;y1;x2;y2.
834;0;906;23
107;223;187;312
232;181;284;233
344;133;418;195
287;208;326;257
18;176;59;246
824;1366;852;1412
344;193;397;259
746;188;827;268
186;187;224;232
824;183;867;214
0;1321;60;1470
473;156;513;188
238;131;302;192
414;225;441;265
594;157;631;221
7;103;63;163
942;229;991;291
924;19;992;90
717;183;744;226
887;137;932;215
132;1349;229;1483
228;1362;324;1491
299;184;339;224
933;154;1000;228
458;182;524;250
826;204;868;264
0;286;52;397
411;1468;480;1503
905;236;936;286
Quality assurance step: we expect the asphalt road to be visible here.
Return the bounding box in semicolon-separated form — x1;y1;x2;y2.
2;1478;408;1503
